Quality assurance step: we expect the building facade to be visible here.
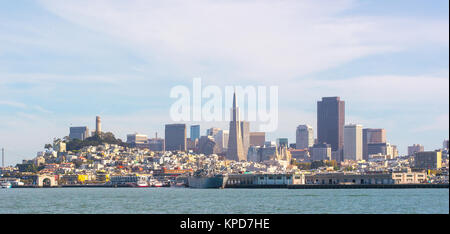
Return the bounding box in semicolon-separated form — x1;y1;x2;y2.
363;128;386;160
408;144;424;156
317;97;345;162
165;124;187;151
343;124;363;161
190;125;200;142
227;93;246;161
296;124;314;150
69;126;90;140
310;143;331;161
127;133;149;148
250;132;265;147
414;151;442;169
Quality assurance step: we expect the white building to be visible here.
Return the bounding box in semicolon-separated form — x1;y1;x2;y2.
343;124;363;161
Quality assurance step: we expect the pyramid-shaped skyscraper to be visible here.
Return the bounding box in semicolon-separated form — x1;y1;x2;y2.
226;92;246;161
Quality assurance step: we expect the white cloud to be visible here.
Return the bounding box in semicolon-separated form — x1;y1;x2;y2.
37;0;449;82
0;100;27;109
281;74;449;107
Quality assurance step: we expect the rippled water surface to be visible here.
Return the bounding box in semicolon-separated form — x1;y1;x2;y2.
0;188;448;214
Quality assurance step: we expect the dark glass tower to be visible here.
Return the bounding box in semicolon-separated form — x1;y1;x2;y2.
190;125;200;141
165;124;187;151
317;97;345;161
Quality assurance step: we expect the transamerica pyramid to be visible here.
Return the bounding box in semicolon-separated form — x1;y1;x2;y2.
226;92;246;161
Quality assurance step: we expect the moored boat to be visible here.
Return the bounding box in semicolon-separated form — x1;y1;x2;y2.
188;174;228;189
136;180;149;187
1;182;12;189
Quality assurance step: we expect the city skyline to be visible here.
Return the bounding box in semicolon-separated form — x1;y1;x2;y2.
0;0;449;165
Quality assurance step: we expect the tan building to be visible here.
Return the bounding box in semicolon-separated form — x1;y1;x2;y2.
392;169;427;184
250;132;266;147
408;144;424;156
305;172;394;185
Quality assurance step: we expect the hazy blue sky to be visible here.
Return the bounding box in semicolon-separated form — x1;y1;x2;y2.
0;0;448;165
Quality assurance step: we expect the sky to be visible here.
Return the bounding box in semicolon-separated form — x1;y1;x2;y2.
0;0;448;165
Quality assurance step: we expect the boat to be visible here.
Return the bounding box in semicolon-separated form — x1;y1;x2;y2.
188;168;228;189
1;182;12;189
149;178;163;187
170;182;187;188
136;180;149;187
153;181;163;187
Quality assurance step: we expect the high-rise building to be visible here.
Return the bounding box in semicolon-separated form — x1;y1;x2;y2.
226;92;246;161
343;124;363;161
250;132;265;147
276;138;289;147
206;127;221;137
363;128;386;160
198;135;218;155
69;126;90;140
443;140;449;150
408;144;424;156
296;125;314;149
214;130;229;154
96;116;101;135
190;125;200;142
165;124;187;151
317;97;345;161
241;121;250;159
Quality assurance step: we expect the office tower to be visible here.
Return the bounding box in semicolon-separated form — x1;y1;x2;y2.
296;125;314;149
276;138;289;147
149;136;165;151
408;144;424;156
443;140;449;150
96;116;101;135
198;136;218;155
165;124;187;151
214;130;229;153
362;128;386;160
226;92;246;161
310;143;332;161
247;146;260;162
69;126;90;140
414;151;442;169
206;127;221;137
250;132;266;147
317;97;345;162
190;125;200;142
127;133;149;148
367;142;387;157
241;121;250;159
343;124;363;161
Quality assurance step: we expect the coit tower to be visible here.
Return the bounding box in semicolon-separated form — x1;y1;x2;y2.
96;116;101;135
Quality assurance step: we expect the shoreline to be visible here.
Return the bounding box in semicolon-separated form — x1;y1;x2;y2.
9;183;449;189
